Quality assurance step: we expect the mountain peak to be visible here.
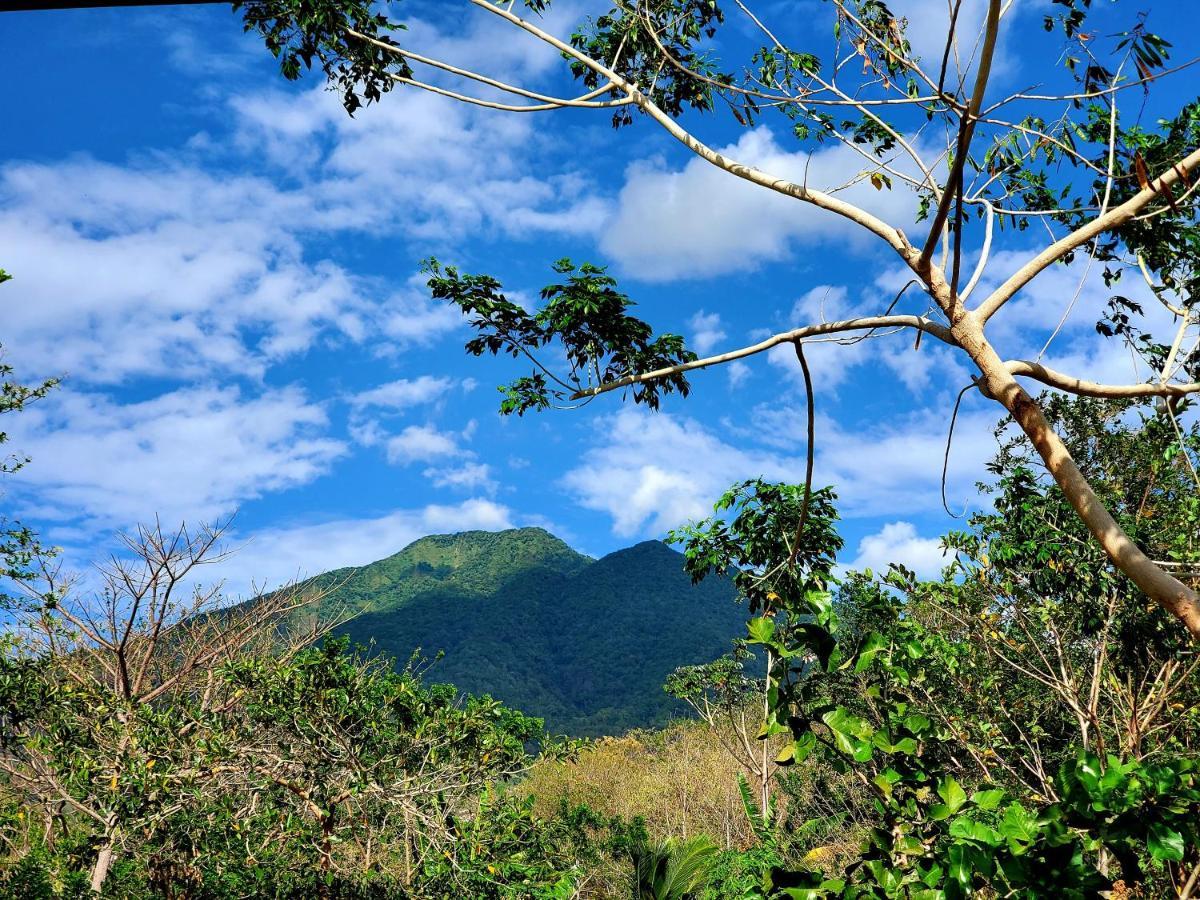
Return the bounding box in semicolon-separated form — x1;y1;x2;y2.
324;526;743;737
389;527;588;574
595;539;680;564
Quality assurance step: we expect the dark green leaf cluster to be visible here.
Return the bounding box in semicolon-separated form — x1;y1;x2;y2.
225;635;546;777
669;479;843;613
1043;0;1092;39
664;649;760;713
427;259;697;414
568;0;731;128
234;0;411;115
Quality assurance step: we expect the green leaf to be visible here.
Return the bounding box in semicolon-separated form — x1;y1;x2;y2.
937;777;967;814
949;816;1001;846
970;789;1005;811
855;632;888;672
998;802;1039;855
903;713;932;736
1147;821;1185;862
747;616;776;644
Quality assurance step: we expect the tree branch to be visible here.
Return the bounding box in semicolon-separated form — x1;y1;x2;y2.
976;146;1200;322
568;314;956;400
918;0;1002;266
1004;360;1200;399
469;0;912;256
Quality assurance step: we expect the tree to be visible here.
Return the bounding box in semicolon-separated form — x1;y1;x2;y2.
671;397;1200;896
240;0;1200;637
0;268;58;592
218;635;560;895
665;479;842;822
0;519;339;893
665;650;780;823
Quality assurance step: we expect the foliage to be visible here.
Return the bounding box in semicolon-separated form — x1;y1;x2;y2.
668;400;1200;898
566;0;730;128
524;724;766;852
297;529;745;736
425;258;697;415
220;634;550;876
665;650;761;729
631;833;718;900
234;0;411;115
0;270;58;588
0;626;600;898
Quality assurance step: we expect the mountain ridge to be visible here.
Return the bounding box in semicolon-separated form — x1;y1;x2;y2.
296;527;745;736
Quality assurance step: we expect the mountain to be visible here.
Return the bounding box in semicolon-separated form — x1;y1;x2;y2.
295;527;746;736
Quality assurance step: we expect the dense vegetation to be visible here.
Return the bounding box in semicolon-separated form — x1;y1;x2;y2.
4;295;1199;895
4;0;1200;889
292;530;745;736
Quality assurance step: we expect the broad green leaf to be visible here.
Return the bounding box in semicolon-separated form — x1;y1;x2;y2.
937;777;967;814
747;616;776;644
1147;821;1185;862
970;789;1005;811
998;802;1038;855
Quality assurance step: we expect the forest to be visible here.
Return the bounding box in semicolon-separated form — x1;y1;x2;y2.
3;0;1200;896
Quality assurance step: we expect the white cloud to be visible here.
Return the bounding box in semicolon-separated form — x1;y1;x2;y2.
0;159;464;385
727;360;752;388
561;408;797;537
0;2;613;389
350;375;456;411
887;0;1031;81
847;521;949;579
424;461;496;493
752;402;1002;518
385;424;465;465
689;310;727;355
765;283;971;395
562;403;1003;537
214;499;516;596
7;385;346;529
229;83;609;242
600;128;919;281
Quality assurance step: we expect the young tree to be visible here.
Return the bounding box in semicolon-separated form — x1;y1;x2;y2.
0;269;58;593
241;0;1200;637
665;650;779;822
665;479;842;823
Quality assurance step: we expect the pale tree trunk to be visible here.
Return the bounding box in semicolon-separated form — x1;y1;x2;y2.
90;817;119;894
760;648;772;822
951;315;1200;638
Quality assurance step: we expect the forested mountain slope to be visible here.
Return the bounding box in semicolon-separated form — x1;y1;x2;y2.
297;528;745;735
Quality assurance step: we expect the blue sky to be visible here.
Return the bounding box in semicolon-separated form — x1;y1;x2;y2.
1;0;1196;595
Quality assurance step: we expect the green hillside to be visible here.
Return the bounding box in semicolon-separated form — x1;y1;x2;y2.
298;528;745;736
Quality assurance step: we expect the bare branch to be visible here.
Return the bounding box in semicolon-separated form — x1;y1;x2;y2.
1004;360;1200;399
569;314;956;400
470;0;912;255
976;146;1200;322
919;0;1002;267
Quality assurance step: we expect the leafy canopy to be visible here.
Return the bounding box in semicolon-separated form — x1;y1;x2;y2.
425;258;697;415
